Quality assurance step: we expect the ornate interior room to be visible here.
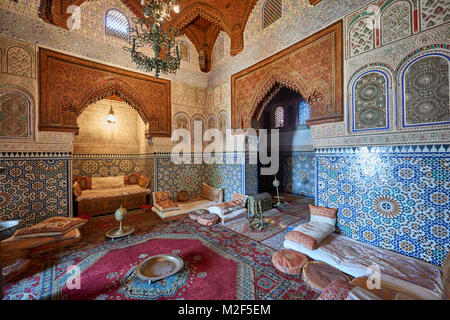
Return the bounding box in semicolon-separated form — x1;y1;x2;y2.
0;0;449;302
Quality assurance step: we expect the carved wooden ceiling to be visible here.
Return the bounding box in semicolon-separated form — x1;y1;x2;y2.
38;0;323;73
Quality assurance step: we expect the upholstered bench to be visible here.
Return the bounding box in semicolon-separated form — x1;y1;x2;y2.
74;173;151;217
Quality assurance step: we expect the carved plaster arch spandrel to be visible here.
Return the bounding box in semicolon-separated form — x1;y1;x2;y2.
232;21;343;129
39;48;171;136
245;68;309;129
78;78;149;125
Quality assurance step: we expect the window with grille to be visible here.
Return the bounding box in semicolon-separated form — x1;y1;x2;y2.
298;100;311;125
105;9;130;42
262;0;283;29
274;106;285;128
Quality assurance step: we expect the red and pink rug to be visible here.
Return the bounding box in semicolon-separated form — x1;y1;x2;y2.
3;211;317;300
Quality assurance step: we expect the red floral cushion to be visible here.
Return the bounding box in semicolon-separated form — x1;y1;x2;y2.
154;200;179;212
152;191;170;204
176;190;190;202
232;193;248;205
73;176;92;190
138;175;150;188
73;181;82;197
303;261;350;293
197;213;220;226
199;183;222;202
124;172;141;185
317;280;355;300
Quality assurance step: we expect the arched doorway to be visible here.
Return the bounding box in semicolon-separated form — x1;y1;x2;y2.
255;86;315;203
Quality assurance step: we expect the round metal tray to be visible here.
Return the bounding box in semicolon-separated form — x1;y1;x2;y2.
0;220;22;241
135;254;184;284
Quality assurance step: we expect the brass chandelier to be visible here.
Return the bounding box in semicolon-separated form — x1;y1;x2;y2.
124;0;181;78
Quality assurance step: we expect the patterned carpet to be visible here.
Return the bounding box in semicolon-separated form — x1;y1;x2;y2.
261;220;307;250
3;211;318;300
221;209;308;246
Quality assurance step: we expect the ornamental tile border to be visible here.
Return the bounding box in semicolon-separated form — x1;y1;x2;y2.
316;143;450;265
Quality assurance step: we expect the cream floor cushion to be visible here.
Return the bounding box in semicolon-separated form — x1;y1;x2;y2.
284;233;444;300
294;220;336;244
91;176;125;190
152;199;219;219
77;185;151;201
216;208;248;224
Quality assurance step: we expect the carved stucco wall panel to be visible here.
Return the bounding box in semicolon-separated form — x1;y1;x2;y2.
0;35;36;79
39;48;171;137
231;21;343;129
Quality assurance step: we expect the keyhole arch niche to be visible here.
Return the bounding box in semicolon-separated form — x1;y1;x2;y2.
73;95;149;155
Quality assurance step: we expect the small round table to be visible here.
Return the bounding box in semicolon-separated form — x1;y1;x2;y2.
303;261;351;293
105;226;134;240
272;249;309;275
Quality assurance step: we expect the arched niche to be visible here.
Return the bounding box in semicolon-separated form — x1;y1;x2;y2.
399;52;449;128
73;97;147;154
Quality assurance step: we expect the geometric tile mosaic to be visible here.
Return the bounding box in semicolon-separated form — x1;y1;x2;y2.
154;153;252;202
0;152;71;227
73;157;141;178
402;54;450;127
352;71;389;131
316;145;450;266
205;154;247;201
279;151;315;198
155;154;206;201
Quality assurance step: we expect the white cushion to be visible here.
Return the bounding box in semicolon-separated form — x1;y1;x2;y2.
294;220;335;244
91;176;125;190
284;233;443;300
208;200;244;215
218;208;248;224
151;199;219;219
